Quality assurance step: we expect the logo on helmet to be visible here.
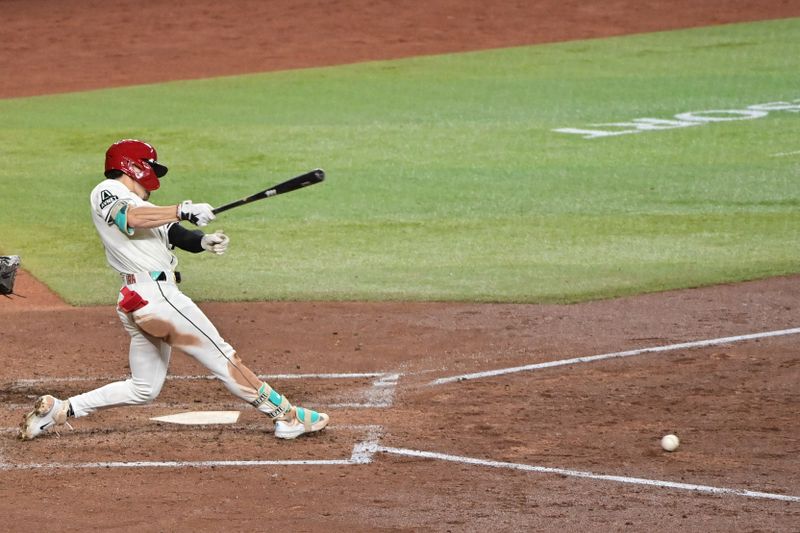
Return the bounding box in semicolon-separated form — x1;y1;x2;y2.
130;161;146;180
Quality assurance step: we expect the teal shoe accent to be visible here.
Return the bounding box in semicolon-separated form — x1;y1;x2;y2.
296;407;319;424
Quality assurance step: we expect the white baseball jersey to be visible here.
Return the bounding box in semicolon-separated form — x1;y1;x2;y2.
90;179;178;274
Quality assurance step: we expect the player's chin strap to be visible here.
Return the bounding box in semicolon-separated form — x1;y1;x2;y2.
251;383;292;420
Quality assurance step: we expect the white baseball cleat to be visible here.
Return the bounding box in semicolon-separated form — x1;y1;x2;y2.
18;395;72;440
274;406;329;439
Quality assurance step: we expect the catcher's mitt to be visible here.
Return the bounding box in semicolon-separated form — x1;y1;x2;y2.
0;255;21;295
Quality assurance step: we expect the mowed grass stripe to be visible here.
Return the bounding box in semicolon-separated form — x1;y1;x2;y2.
0;18;798;304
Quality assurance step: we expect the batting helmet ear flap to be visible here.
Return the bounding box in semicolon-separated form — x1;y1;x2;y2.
118;155;161;191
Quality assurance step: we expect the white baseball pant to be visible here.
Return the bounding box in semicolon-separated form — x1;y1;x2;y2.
68;278;280;417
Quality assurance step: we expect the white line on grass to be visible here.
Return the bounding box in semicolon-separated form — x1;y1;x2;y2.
771;150;800;157
431;326;800;385
377;446;800;503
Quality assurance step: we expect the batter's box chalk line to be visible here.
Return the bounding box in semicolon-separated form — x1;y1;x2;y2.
329;373;401;409
3;424;796;503
12;371;388;386
373;447;800;503
0;425;384;471
9;371;402;412
430;326;800;385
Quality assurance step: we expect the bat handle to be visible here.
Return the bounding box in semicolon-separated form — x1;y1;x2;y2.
211;204;234;215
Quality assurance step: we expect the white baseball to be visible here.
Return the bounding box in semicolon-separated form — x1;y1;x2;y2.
661;434;680;452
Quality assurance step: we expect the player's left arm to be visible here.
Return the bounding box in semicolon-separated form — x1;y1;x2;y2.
126;204;180;228
110;201;216;233
107;201;177;234
168;224;229;255
123;201;215;229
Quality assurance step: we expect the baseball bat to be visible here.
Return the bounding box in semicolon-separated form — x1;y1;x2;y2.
212;168;325;215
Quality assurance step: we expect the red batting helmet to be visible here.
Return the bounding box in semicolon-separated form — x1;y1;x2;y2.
104;139;168;191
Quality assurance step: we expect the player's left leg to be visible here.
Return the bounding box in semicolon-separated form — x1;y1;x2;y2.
137;283;328;439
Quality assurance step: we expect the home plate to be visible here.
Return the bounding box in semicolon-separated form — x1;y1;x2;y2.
150;411;241;425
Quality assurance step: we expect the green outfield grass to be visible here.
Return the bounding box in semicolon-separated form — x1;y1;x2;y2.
1;18;798;305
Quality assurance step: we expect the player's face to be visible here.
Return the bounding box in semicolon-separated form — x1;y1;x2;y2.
131;179;151;201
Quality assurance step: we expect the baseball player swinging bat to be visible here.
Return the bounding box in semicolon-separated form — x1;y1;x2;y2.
212;168;325;215
18;141;330;442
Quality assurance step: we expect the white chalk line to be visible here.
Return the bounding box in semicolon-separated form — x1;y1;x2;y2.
349;425;383;464
3;373;398;437
771;149;800;157
2;437;797;503
5;330;798;502
7;372;401;411
4;371;397;443
0;423;377;435
431;326;800;385
0;425;384;471
12;371;386;386
0;459;354;470
331;373;400;409
377;447;800;503
0;422;380;434
4;355;798;505
4;398;388;412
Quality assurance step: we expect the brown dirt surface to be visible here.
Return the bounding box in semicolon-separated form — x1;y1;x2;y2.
0;270;71;311
2;0;800;99
2;1;799;531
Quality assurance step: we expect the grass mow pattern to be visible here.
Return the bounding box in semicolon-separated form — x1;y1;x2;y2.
0;18;798;305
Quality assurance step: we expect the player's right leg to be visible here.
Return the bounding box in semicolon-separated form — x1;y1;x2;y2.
248;374;330;439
